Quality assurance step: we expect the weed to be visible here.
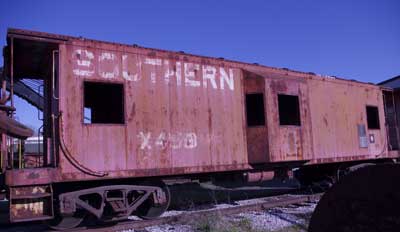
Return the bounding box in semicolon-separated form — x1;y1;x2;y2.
273;225;307;232
193;215;266;232
194;215;217;232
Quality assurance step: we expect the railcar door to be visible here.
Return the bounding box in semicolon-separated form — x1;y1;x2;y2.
264;77;312;162
244;71;269;164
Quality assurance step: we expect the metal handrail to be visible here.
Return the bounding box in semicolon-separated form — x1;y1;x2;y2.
18;139;22;169
52;50;59;100
37;84;44;121
38;125;44;167
0;145;3;172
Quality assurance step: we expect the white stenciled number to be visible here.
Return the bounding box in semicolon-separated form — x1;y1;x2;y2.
138;131;198;150
184;133;197;149
170;133;182;149
155;132;168;149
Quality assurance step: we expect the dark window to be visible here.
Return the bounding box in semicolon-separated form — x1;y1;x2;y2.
366;106;380;129
246;93;265;126
278;94;301;126
84;82;124;124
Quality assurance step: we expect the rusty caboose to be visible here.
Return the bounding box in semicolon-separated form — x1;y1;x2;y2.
0;28;399;228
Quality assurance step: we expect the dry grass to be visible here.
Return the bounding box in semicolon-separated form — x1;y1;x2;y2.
191;213;309;232
193;214;266;232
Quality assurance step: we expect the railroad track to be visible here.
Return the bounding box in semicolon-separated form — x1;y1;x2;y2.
64;193;322;232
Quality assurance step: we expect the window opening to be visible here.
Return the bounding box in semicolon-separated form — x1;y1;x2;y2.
278;94;301;126
84;82;124;124
366;106;380;129
246;93;265;127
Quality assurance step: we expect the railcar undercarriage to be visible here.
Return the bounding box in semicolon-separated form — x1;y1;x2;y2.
47;182;170;230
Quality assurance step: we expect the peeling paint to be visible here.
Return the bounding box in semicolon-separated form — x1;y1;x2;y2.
137;131;198;150
72;49;236;91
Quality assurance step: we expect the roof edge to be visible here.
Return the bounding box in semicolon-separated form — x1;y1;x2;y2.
6;28;379;87
378;75;400;85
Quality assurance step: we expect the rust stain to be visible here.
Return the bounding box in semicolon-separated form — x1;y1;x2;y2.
9;185;53;222
323;116;328;127
270;80;288;92
3;28;391;186
288;133;295;153
296;137;303;160
129;102;136;121
27;172;40;179
11;201;44;219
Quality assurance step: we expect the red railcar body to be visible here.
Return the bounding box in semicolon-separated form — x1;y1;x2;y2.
0;28;399;226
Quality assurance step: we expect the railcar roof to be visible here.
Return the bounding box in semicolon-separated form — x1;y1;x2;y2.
6;28;378;88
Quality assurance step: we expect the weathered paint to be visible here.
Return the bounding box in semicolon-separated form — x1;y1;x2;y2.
4;28;398;185
58;39;247;179
244;71;269;164
261;73;313;163
307;78;388;163
9;185;53;222
72;49;235;91
137;131;197;150
6;168;58;186
10;201;44;220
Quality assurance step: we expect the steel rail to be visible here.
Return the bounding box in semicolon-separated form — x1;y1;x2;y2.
65;193;322;232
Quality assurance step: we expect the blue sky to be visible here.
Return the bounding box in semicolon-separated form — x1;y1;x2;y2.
0;0;399;129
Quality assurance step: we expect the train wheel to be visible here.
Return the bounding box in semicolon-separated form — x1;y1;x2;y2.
46;210;86;230
136;180;171;219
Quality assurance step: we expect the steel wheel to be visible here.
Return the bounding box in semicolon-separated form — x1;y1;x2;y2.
136;180;171;220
